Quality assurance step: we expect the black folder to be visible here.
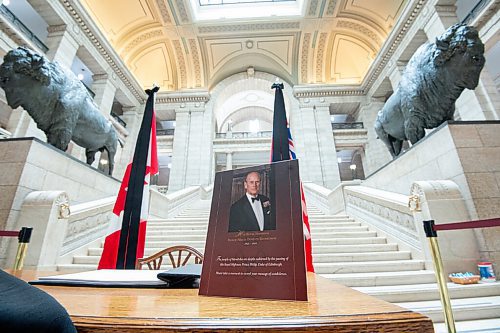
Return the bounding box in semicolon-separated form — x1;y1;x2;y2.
157;264;202;288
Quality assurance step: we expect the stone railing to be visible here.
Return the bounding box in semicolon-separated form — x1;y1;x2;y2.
60;196;116;257
0;127;11;139
149;185;211;218
344;185;422;256
303;181;361;215
331;122;364;130
215;131;272;139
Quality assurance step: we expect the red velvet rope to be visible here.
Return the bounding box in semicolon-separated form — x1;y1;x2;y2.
0;230;20;237
433;217;500;231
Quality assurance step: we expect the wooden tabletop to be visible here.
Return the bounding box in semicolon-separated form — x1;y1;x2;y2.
9;270;434;332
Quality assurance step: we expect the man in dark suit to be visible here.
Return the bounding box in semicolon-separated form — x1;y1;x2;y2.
228;171;275;232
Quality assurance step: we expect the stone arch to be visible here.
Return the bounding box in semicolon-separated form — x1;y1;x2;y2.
209;71;296;133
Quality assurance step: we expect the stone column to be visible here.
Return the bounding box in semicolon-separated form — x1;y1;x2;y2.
226;151;233;170
113;106;141;180
168;100;213;192
45;24;79;69
293;98;340;189
91;74;117;116
388;61;408;89
358;98;391;174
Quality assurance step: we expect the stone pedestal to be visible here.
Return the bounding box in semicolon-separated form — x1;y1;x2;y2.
364;121;500;276
0;138;120;266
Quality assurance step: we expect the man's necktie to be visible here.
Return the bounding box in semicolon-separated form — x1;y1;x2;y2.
251;197;260;203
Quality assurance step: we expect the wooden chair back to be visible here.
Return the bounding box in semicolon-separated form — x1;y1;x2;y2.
135;245;204;270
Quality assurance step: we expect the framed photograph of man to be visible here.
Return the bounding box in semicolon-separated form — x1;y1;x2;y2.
199;159;307;301
228;168;276;232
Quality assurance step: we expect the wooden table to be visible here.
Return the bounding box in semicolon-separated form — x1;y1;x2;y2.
9;270;434;332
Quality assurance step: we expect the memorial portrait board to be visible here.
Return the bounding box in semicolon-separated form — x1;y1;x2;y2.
199;159;307;301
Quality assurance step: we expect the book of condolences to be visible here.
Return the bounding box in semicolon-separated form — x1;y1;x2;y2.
199;159;307;301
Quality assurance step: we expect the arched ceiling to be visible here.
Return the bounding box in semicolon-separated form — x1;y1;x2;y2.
79;0;407;91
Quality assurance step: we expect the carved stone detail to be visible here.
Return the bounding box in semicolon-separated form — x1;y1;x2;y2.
308;0;320;16
172;40;187;89
301;33;311;83
364;0;426;91
315;32;328;82
124;30;163;53
189;39;202;87
175;0;190;23
62;211;112;254
60;0;144;102
47;24;68;34
156;0;172;24
345;193;419;248
325;0;338;16
198;22;300;34
337;20;381;45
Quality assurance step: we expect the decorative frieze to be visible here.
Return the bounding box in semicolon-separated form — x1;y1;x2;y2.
315;32;328;82
172;40;187;89
325;0;338;16
60;0;145;102
198;22;300;34
364;0;427;92
124;30;163;53
300;33;311;83
156;0;172;24
337;20;381;45
189;39;202;87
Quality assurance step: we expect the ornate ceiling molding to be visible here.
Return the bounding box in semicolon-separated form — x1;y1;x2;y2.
189;39;202;88
172;40;188;88
155;0;172;24
363;0;427;92
60;0;145;102
300;33;311;83
337;20;382;46
175;0;190;23
198;22;300;34
315;32;328;82
124;29;163;53
325;0;338;16
307;0;320;16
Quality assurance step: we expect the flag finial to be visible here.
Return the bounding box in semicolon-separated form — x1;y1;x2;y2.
146;84;160;95
271;78;284;90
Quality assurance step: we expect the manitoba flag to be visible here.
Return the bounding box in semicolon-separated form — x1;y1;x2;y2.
98;87;159;269
271;82;314;272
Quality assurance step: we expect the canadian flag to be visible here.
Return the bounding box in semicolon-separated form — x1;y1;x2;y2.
98;87;159;269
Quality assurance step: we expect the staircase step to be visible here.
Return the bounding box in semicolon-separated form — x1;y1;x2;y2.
312;231;378;238
313;260;425;274
320;270;437;287
313;251;411;263
397;296;500;322
312;243;398;254
312;237;386;245
311;228;372;236
356;282;500;302
310;222;362;229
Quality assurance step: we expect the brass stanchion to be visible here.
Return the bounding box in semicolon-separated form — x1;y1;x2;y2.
424;220;456;333
13;227;32;270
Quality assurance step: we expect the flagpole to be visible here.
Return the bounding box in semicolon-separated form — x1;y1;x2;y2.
116;86;159;269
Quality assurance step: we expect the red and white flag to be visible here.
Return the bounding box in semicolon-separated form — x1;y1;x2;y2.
271;82;314;272
98;87;159;269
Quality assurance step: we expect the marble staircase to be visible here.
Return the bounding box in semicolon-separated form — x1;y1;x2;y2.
58;199;500;329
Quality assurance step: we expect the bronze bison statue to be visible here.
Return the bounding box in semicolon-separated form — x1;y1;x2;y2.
0;47;119;175
375;24;485;157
